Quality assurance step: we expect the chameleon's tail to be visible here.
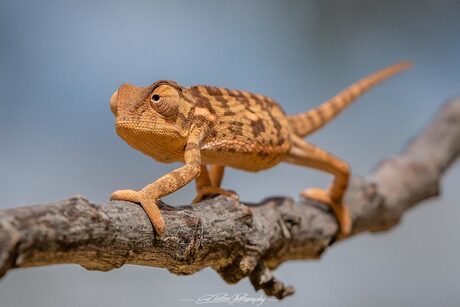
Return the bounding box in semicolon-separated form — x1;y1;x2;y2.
288;61;412;137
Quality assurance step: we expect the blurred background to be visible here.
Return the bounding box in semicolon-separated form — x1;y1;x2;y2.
0;0;459;306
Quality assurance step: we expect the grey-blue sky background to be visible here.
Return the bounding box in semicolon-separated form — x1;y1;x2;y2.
0;1;459;306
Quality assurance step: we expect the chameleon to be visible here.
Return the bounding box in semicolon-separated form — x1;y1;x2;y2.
109;61;411;236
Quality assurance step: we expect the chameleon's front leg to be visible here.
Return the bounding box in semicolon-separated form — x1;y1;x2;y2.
111;140;202;235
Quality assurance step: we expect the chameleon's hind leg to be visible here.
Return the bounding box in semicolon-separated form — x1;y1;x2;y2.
209;165;225;187
193;164;236;203
283;135;352;235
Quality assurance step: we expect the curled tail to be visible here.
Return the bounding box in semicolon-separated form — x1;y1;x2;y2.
288;61;412;137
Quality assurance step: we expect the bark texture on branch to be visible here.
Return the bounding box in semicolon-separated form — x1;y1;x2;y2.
0;99;459;299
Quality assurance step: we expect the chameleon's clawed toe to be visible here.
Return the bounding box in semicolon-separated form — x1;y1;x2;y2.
193;186;239;203
301;188;351;236
139;197;166;236
110;189;141;203
301;188;331;204
111;189;166;235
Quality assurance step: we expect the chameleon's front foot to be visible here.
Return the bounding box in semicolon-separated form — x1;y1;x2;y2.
111;189;166;236
301;188;351;236
193;186;239;204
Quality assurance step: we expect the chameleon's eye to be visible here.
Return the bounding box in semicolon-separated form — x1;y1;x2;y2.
149;84;179;117
151;94;160;102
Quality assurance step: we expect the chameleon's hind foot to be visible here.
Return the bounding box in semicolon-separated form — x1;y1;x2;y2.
301;188;351;236
111;189;166;236
193;186;239;203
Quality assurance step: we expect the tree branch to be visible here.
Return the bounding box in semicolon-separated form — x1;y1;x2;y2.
1;99;459;299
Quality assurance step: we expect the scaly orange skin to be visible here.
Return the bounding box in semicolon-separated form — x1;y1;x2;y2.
110;61;411;236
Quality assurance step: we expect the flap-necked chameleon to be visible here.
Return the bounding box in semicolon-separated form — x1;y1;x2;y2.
109;61;411;236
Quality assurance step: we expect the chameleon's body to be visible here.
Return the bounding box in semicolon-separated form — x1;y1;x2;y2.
110;61;411;236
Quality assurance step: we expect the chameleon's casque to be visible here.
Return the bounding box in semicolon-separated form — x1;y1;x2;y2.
110;61;411;236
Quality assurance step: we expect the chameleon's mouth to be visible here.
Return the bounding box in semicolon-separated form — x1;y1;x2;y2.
115;119;183;139
115;121;183;163
116;119;164;132
115;119;138;130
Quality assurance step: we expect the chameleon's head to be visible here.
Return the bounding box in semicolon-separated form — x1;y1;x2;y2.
110;80;194;161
